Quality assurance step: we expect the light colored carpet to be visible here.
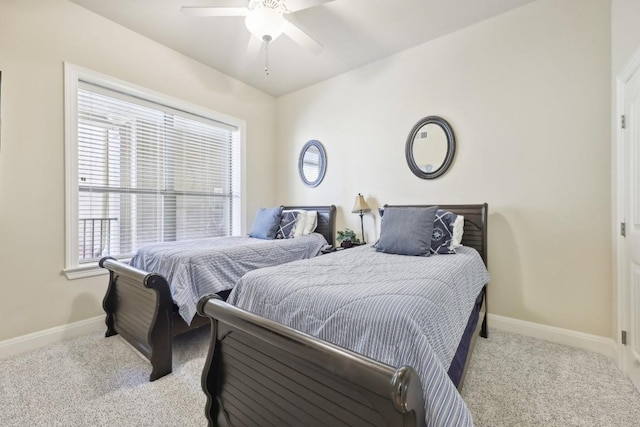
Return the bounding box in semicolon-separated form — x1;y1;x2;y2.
1;327;639;426
0;329;209;426
461;329;640;426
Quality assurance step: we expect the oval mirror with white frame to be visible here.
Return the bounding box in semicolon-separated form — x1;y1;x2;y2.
405;116;456;179
298;140;327;187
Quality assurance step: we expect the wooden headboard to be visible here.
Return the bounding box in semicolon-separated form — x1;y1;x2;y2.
383;203;488;267
283;205;337;246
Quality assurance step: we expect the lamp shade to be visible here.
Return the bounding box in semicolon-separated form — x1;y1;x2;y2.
245;7;285;41
352;194;371;213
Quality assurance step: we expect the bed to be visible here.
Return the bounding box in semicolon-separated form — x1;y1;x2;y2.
197;203;488;426
99;204;336;381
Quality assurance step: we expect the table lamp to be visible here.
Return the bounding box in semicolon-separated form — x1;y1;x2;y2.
351;193;371;244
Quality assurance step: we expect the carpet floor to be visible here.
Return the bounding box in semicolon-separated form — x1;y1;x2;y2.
461;329;640;426
1;327;639;426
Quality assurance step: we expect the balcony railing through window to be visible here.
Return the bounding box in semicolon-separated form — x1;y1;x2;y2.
79;217;118;262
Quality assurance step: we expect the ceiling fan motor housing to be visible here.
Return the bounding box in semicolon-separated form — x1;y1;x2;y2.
245;0;287;41
248;0;286;11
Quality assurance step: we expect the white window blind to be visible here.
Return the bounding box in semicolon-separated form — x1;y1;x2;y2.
74;80;241;265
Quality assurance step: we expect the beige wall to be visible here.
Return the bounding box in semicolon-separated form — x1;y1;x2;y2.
0;0;276;341
0;0;623;343
275;0;613;337
612;0;640;75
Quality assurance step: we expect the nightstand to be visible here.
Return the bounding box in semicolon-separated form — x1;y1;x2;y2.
339;242;365;249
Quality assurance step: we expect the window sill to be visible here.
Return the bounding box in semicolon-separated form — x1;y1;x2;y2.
63;258;130;280
63;264;107;280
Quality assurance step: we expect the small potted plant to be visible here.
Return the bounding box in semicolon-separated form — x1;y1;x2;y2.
336;228;359;248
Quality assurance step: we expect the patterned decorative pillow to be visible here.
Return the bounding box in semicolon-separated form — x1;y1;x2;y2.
431;210;461;254
276;210;299;239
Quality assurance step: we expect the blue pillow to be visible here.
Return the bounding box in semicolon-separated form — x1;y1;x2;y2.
375;206;437;256
431;209;458;254
249;206;284;239
275;210;299;239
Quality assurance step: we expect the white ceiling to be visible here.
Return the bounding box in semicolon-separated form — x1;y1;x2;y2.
69;0;536;97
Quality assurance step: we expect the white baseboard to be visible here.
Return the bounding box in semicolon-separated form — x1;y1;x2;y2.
0;312;619;363
488;313;618;360
0;316;105;359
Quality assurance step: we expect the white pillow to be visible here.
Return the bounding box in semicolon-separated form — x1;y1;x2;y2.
291;210;318;237
451;215;464;248
302;211;318;235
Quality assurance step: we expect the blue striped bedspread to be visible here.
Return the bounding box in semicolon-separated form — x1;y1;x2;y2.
129;233;328;324
228;245;490;426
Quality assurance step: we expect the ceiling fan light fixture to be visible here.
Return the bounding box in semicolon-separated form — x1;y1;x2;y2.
245;6;285;41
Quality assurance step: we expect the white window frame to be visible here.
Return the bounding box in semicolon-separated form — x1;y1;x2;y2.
63;63;246;279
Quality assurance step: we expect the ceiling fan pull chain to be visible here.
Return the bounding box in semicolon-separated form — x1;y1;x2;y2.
263;34;272;75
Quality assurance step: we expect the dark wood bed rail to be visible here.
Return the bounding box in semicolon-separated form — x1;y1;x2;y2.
100;257;172;380
197;295;425;427
100;204;337;382
100;257;210;381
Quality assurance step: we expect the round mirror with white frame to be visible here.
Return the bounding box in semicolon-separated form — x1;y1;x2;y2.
405;116;456;179
298;140;327;187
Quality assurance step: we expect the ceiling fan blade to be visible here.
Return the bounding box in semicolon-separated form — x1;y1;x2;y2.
246;35;263;57
285;0;335;13
180;6;247;17
282;20;323;54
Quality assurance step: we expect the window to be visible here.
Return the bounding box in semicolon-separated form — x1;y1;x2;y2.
64;64;243;278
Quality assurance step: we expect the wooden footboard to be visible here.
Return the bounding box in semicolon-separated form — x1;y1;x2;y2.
100;257;206;381
197;295;425;427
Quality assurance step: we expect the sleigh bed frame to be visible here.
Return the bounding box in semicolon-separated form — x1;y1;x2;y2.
99;205;336;381
198;203;488;425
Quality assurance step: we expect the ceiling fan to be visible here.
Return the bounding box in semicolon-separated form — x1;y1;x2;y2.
181;0;334;61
